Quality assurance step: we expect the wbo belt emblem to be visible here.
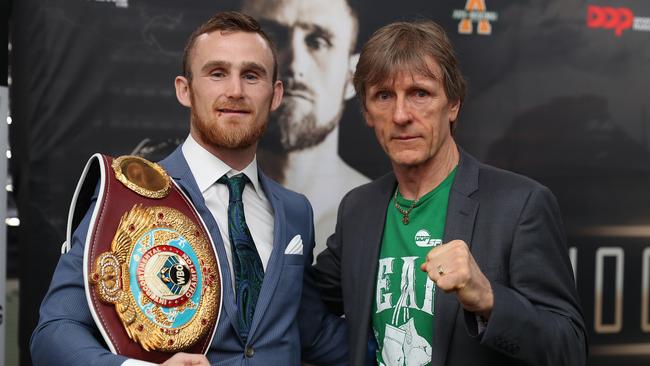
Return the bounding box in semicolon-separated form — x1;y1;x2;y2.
88;156;219;353
138;243;199;308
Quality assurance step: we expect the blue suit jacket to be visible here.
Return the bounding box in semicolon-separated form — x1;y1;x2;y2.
31;147;348;366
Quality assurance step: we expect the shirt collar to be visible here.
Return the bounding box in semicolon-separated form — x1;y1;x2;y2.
181;135;265;199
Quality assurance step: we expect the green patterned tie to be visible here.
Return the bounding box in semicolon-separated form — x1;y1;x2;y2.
218;173;264;342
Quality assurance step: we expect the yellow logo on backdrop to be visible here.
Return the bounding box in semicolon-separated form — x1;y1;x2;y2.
452;0;498;35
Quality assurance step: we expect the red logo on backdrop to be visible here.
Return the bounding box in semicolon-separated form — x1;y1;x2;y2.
587;5;634;36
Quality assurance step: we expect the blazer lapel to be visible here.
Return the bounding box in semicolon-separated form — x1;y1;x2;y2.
247;172;286;341
434;149;479;366
159;147;242;340
357;173;396;355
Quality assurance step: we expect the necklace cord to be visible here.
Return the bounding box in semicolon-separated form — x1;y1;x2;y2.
393;186;418;225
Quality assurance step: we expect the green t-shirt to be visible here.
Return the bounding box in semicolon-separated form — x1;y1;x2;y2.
372;168;456;366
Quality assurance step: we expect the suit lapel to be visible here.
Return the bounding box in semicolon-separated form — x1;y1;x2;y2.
159;147;242;340
434;149;479;366
357;173;396;355
247;172;286;341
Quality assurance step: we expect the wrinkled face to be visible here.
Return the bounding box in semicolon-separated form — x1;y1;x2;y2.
243;0;358;151
176;30;282;150
363;57;460;168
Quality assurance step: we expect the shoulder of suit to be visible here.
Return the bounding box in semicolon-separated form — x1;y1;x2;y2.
476;161;551;197
337;171;394;207
261;174;311;207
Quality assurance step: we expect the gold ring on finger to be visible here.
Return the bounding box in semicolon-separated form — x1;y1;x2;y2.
437;264;445;276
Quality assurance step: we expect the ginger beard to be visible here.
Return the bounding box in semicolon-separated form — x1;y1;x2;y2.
190;89;269;150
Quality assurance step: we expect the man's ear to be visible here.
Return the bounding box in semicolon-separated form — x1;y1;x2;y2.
448;98;461;123
343;53;360;101
175;76;192;108
270;80;284;112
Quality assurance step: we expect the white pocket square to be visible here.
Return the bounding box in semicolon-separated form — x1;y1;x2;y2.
284;234;303;255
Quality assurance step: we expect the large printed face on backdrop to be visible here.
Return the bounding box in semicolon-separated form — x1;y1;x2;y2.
363;57;460;168
242;0;359;151
175;30;283;150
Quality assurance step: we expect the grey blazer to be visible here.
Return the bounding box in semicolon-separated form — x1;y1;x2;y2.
314;149;586;366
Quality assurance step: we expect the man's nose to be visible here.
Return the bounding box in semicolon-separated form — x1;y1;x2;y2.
392;96;411;125
281;30;308;80
225;76;244;98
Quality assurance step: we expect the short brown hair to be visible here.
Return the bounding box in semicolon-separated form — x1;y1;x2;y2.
182;11;278;83
353;20;466;114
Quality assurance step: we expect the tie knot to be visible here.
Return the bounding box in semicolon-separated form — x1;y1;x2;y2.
218;173;249;202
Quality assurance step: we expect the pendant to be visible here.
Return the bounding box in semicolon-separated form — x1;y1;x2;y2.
402;215;410;225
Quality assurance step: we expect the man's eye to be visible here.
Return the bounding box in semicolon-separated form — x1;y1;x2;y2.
414;90;429;98
210;71;225;79
243;73;259;82
377;91;391;100
305;34;331;51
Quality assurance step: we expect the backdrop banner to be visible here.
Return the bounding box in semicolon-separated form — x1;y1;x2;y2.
9;1;650;365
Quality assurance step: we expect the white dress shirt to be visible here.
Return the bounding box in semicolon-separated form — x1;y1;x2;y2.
183;135;274;276
123;135;275;366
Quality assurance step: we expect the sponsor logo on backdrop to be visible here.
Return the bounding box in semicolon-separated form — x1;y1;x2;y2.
587;5;650;36
452;0;498;35
89;0;128;8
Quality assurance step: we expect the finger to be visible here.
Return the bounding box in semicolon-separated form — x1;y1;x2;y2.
436;269;467;292
422;260;445;284
420;261;427;272
161;353;209;366
425;247;441;262
446;239;467;247
426;241;462;263
426;259;468;291
187;354;210;366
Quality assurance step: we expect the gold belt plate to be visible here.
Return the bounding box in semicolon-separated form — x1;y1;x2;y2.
90;204;220;352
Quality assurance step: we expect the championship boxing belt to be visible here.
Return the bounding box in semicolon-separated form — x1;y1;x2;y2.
68;154;222;363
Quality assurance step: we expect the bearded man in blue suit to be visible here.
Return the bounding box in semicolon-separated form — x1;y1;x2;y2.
31;11;347;366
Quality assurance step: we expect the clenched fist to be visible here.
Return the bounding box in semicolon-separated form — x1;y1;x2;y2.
420;239;493;319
